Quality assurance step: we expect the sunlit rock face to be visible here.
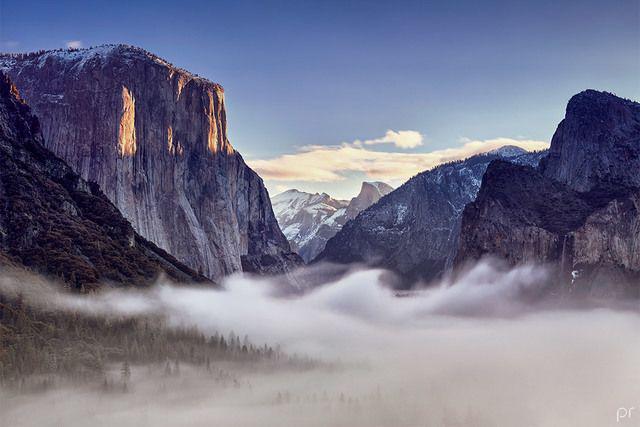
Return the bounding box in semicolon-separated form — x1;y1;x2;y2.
0;71;206;287
118;86;137;157
457;91;640;297
0;45;301;280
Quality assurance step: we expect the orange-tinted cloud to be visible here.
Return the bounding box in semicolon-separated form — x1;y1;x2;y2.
359;129;424;149
248;137;548;183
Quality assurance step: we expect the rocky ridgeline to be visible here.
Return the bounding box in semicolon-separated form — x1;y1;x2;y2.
0;45;301;280
315;147;546;286
457;91;640;297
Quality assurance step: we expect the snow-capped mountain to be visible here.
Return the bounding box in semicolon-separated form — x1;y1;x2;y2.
272;182;393;262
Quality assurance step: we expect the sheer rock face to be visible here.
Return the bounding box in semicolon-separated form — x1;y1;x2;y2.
539;90;640;191
0;71;207;288
272;182;393;262
344;182;394;220
315;149;546;287
457;91;640;297
0;45;301;280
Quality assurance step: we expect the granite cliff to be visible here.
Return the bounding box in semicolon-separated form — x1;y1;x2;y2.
0;72;206;288
539;90;640;191
457;91;640;297
0;45;301;280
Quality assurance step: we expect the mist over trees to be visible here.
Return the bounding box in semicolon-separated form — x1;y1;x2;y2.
0;290;315;392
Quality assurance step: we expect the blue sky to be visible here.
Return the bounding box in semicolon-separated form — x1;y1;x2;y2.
1;0;638;198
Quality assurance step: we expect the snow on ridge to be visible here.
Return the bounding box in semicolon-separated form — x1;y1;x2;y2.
36;45;119;71
489;145;528;157
0;44;222;89
271;184;395;262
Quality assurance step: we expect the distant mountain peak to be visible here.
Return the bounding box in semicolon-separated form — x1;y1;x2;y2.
271;181;393;262
488;145;528;157
347;181;394;219
360;181;393;193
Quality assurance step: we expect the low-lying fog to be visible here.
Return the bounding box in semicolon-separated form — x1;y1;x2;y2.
1;261;638;427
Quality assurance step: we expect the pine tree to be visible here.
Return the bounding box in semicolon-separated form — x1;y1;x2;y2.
121;360;131;391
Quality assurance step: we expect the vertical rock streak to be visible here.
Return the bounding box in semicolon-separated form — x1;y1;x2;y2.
118;86;136;157
0;71;206;286
207;91;218;154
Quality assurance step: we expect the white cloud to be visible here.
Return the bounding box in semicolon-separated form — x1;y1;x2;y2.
65;40;83;49
358;129;424;149
248;137;549;183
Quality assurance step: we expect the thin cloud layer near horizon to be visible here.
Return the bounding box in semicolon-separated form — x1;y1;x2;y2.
251;135;548;198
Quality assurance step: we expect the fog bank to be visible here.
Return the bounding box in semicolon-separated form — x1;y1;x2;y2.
0;261;638;426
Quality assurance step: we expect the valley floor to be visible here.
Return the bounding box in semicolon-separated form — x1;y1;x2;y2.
1;265;638;427
1;309;638;427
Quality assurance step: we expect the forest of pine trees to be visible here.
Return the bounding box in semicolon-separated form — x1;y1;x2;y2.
0;292;316;391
